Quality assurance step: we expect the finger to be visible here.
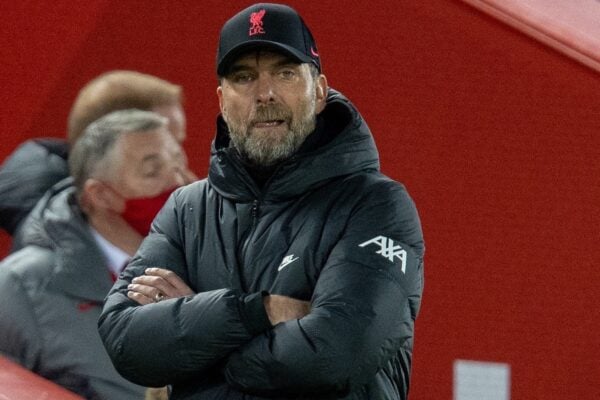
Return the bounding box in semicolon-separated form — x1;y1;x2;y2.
144;268;195;296
144;268;184;288
127;290;154;305
131;275;178;298
128;283;165;302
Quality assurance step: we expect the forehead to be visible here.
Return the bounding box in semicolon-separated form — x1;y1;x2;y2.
113;128;172;159
230;49;300;68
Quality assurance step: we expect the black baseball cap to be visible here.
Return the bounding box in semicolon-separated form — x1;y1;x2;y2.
217;3;321;76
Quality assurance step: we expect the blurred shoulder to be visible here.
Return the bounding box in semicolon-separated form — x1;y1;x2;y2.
0;246;56;288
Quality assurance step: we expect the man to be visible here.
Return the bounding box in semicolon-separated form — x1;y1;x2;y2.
0;70;195;245
67;70;190;152
99;3;425;399
0;109;185;399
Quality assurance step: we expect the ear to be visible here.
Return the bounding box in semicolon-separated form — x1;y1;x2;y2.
315;74;328;114
82;179;124;213
217;86;225;114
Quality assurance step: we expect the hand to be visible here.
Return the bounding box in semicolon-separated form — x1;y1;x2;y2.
145;387;169;400
127;268;195;305
263;294;310;325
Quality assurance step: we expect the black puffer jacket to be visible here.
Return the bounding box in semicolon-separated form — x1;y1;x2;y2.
99;90;425;399
0;138;68;241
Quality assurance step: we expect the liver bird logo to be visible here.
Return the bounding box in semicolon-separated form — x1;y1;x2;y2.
249;9;266;36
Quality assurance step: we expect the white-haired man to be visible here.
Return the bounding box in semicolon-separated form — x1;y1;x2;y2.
0;109;185;399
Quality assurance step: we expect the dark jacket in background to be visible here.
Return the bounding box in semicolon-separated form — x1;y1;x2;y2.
99;90;425;400
0;138;69;247
0;179;146;399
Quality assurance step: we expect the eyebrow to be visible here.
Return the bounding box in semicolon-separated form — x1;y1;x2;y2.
228;56;301;74
227;64;253;75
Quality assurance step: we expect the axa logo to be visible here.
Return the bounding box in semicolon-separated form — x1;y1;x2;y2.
359;236;407;273
278;254;299;271
249;9;266;36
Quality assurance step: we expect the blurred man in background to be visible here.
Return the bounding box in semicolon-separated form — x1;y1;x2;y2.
0;109;185;399
0;70;196;252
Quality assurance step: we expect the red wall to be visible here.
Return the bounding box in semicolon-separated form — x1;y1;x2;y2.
2;1;599;398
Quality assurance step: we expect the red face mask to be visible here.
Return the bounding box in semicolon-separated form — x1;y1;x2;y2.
120;188;176;236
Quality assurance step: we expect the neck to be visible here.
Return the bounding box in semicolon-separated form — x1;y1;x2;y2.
87;211;143;256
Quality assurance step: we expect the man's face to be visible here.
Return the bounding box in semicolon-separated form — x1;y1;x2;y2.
217;51;327;166
108;127;185;201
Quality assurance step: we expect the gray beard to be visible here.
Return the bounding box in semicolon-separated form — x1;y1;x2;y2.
224;95;317;167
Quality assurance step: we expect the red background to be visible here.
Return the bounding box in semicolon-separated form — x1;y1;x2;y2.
2;1;599;399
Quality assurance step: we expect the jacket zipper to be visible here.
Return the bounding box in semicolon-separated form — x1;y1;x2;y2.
222;150;265;289
250;200;259;227
241;199;260;253
237;199;260;290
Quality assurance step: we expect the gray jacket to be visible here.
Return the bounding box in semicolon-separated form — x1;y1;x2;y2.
0;179;146;399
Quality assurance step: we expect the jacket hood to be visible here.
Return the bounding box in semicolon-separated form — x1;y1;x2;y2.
208;89;380;202
18;178;114;301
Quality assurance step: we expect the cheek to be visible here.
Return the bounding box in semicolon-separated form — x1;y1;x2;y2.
169;122;186;144
291;93;314;119
119;176;159;199
223;95;252;119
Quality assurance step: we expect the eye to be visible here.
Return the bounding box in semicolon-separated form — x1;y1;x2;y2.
278;69;296;80
141;161;162;178
142;168;160;178
230;71;255;83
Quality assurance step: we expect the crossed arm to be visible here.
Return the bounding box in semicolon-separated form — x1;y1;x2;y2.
122;260;413;398
127;268;310;325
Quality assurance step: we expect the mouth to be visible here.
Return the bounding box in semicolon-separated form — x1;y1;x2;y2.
252;119;286;129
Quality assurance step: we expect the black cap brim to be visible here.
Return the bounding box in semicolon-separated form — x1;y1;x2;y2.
217;40;315;76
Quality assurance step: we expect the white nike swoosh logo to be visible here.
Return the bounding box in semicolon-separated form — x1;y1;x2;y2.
278;257;299;271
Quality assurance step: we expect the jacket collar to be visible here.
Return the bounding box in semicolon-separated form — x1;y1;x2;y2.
208;89;380;202
22;180;115;302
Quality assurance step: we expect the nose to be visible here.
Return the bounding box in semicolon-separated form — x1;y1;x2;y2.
255;73;276;104
165;162;186;189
